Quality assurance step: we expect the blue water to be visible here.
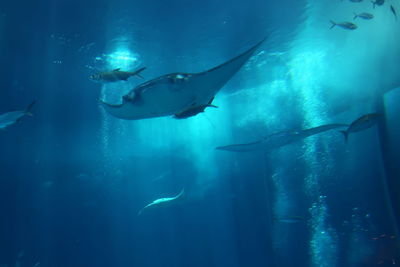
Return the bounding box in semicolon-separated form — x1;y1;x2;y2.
0;0;399;266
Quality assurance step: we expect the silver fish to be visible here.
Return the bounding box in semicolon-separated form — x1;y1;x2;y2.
89;67;146;83
340;113;381;142
330;21;358;30
353;12;374;20
0;101;35;130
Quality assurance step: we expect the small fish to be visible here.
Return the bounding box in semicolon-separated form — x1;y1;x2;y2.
89;67;146;83
0;101;36;130
353;12;374;20
371;0;384;9
330;21;358;30
152;171;172;182
274;216;305;224
390;5;397;20
174;98;218;119
340;113;381;142
138;188;185;216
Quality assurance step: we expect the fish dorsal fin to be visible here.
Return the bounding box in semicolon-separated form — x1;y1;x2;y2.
113;68;121;72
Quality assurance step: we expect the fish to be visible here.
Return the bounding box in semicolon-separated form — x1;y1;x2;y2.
390;5;397;20
101;38;266;120
273;216;305;224
371;0;384;9
174;97;218;119
152;171;172;182
0;101;36;130
353;12;374;20
89;67;146;83
330;21;358;30
216;124;348;152
340;113;381;142
138;188;185;216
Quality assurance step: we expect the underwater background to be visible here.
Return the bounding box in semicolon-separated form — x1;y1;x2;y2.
0;0;399;266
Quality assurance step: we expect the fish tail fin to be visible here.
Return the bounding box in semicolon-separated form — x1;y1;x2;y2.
134;67;146;79
329;20;336;29
339;130;348;143
25;100;36;116
353;13;358;20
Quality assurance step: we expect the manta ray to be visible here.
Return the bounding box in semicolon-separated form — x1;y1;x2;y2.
138;188;185;216
216;124;348;152
101;38;266;120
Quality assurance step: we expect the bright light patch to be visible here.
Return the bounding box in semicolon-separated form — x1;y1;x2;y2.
105;49;139;69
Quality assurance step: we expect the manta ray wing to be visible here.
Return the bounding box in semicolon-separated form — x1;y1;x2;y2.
101;38;265;120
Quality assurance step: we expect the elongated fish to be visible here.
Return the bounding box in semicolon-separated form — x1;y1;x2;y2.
340;113;381;142
390;5;397;21
353;12;374;20
216;124;348;152
89;67;146;83
138;188;185;216
330;21;358;30
273;216;305;224
0;101;36;130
